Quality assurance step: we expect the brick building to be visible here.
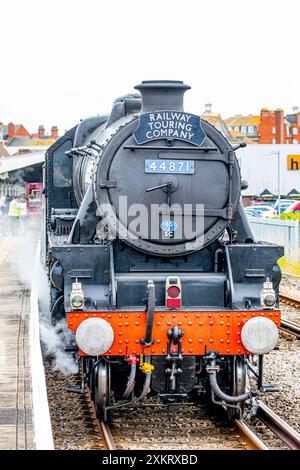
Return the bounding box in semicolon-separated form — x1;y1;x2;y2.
0;122;59;155
0;122;31;141
225;107;300;144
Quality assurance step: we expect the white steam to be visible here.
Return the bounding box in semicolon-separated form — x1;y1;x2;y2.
12;220;78;375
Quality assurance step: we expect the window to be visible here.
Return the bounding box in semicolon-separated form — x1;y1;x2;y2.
241;126;247;134
272;127;276;134
53;140;72;187
293;127;298;135
272;138;276;144
293;139;298;144
248;125;255;134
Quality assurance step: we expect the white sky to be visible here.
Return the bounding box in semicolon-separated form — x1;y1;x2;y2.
0;0;299;134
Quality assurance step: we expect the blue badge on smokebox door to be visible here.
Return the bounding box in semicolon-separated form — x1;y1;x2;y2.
134;111;206;146
161;221;177;239
161;221;177;232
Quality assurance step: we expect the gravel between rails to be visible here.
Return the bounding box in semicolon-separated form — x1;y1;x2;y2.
109;403;247;450
44;359;105;450
45;357;248;451
244;332;300;449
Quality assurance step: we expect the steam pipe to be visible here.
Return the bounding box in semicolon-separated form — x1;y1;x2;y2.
123;363;137;399
137;373;151;401
206;351;252;403
208;372;252;403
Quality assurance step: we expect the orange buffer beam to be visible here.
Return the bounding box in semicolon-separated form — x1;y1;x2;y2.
67;310;281;356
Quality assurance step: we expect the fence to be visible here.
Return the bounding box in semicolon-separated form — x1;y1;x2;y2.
248;217;299;257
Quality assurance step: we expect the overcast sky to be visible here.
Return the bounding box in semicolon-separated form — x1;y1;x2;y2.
0;0;299;133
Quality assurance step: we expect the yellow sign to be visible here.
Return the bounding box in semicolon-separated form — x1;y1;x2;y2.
288;155;300;170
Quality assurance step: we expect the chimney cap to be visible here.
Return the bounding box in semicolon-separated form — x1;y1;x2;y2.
134;80;190;113
135;80;190;91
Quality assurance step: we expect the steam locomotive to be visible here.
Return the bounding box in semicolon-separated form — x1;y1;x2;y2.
44;81;283;421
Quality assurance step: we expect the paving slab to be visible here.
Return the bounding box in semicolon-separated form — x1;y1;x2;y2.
0;236;36;449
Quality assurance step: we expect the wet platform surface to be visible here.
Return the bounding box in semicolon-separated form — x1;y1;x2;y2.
0;236;35;449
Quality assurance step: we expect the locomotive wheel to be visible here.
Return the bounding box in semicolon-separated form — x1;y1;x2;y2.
226;356;246;420
94;360;111;421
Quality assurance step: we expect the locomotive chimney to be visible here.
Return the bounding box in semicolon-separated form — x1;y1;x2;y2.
135;80;190;113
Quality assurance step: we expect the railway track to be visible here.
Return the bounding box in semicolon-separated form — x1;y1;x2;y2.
279;293;300;309
98;402;300;451
102;418;268;451
45;361;300;451
98;411;268;451
280;319;300;338
279;293;300;337
255;401;300;450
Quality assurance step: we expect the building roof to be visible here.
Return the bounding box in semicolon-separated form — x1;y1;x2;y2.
225;115;260;127
1;124;24;136
260;189;274;197
287;188;300;196
0;151;45;174
201;114;233;141
7;136;56;147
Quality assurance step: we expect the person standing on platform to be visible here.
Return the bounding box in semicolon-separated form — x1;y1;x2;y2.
8;196;21;235
19;196;27;234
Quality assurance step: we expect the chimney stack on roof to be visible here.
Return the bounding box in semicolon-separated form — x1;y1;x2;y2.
7;122;15;140
51;125;58;139
38;125;45;138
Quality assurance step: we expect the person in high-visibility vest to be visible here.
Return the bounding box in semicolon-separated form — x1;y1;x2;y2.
8;197;21;234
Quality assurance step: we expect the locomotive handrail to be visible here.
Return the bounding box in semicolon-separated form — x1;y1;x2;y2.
124;145;218;152
153;206;232;220
140;280;156;347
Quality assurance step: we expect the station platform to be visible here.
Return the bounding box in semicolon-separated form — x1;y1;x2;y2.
0;235;36;449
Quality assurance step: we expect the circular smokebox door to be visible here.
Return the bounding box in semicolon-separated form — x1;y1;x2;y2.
94;119;240;256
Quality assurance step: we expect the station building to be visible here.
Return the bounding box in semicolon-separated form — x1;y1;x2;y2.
236;144;300;206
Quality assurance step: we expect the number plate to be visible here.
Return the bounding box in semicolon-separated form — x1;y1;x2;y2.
145;159;194;174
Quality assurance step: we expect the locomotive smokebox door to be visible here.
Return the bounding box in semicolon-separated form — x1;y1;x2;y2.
94;80;241;257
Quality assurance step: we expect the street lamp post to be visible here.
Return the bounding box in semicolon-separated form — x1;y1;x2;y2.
264;150;281;217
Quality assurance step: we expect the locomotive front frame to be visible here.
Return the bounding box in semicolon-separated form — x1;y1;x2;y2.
45;80;284;422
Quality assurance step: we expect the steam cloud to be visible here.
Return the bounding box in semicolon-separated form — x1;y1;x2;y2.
12;219;78;374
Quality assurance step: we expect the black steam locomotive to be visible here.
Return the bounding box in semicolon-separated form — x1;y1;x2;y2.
44;81;283;421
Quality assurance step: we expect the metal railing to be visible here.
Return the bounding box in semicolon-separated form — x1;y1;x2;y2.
248;217;299;255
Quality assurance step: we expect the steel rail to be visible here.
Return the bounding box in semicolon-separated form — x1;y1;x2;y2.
85;390;117;450
234;419;269;450
99;420;117;451
279;293;300;309
280;319;300;339
256;401;300;450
